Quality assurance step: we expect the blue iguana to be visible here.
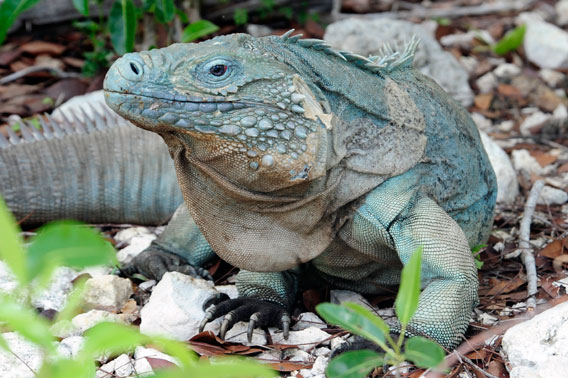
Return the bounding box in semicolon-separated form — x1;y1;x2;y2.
1;31;496;349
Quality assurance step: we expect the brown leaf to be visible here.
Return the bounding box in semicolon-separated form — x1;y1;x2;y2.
0;49;22;66
553;255;568;273
558;163;568;174
145;357;176;369
0;84;38;100
45;79;88;104
120;299;138;316
188;341;229;356
497;84;522;98
487;277;525;295
268;361;312;372
540;277;560;298
474;93;493;111
20;41;66;56
530;151;558;168
539;239;567;259
62;57;85;69
487;360;507;378
465;349;488;361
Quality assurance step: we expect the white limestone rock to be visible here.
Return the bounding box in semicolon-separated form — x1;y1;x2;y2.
471;112;493;132
32;267;77;312
82;275;133;312
270;326;331;352
480;132;519;204
292;312;326;331
493;63;521;79
115;227;157;264
523;20;568;70
285;348;312;363
520;111;551;136
0;332;43;378
512;149;543;176
224;321;267;346
537;186;568;205
539;69;566;88
476;72;498;94
96;354;134;378
140;272;219;340
330;289;374;312
57;336;84;359
134;346;179;366
324;18;473;106
300;355;328;378
52;309;132;337
502;301;568;378
557;0;568;26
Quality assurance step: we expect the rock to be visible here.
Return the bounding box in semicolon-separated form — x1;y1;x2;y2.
330;289;374;312
493;63;521;80
57;336;84;359
471;112;493;132
115;227;157;264
224;321;267;346
480;132;519;204
553;104;568;122
300;355;328;378
324;18;473;106
497;120;515;132
557;0;568;26
215;284;238;299
539;69;566;88
270;326;331;352
256;350;282;363
285;348;312;363
61;310;131;337
133;358;153;377
511;149;543;176
0;332;43;378
138;280;156;291
32;267;77;312
476;72;498;94
82;275;133;312
97;354;134;378
292;312;326;331
140;272;219;340
523;20;568;70
502;301;568;378
134;346;179;366
520;111;551;136
537;186;568;205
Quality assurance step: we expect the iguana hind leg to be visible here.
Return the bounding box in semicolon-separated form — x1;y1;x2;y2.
121;204;216;280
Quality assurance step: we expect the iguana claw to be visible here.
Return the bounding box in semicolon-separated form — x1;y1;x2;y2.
199;297;291;342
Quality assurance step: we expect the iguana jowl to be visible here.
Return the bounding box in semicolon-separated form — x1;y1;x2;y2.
110;31;493;348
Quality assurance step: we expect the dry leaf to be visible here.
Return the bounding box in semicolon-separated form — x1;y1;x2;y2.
539;239;567;259
474;93;493;111
20;41;66;55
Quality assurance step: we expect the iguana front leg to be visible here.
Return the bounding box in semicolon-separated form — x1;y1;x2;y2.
200;270;298;341
121;204;216;280
356;189;479;348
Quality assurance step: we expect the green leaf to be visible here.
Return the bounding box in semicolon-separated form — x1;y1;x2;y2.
39;358;96;378
175;7;189;24
72;0;89;16
326;350;384;378
233;8;248;26
181;20;219;43
492;24;526;56
109;0;137;55
145;336;197;368
142;0;155;12
55;277;87;322
27;221;116;285
395;246;423;326
81;322;147;357
404;336;445;369
0;0;42;45
343;302;390;335
154;0;174;23
0;197;27;284
153;357;274;378
0;333;10;351
316;303;386;346
0;295;55;352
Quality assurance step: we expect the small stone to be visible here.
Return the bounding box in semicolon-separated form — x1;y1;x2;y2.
552;104;568;122
82;275;133;312
292;312;327;331
480;132;519;205
493;63;521;79
270;326;331;351
512;149;543;176
539;69;566;88
140;272;219;340
240;116;257;127
72;310;132;335
471;112;493;132
558;0;568;26
0;333;43;378
476;72;498;94
537;186;568;205
285;349;311;363
57;336;84;359
330;290;375;311
497;120;515;132
134;346;179;366
520;111;551;136
524;20;568;69
224;321;267;346
116;227;156;264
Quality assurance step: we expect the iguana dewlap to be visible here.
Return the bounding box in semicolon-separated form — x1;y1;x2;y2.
103;31;497;348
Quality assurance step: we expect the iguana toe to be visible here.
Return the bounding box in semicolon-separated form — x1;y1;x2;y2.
199;298;290;341
122;248;209;281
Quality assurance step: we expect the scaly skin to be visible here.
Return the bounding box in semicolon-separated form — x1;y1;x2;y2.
103;32;497;348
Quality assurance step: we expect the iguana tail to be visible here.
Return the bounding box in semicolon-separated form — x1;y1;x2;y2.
0;103;182;226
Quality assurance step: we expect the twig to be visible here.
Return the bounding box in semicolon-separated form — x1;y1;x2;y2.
454;351;500;378
337;0;536;20
519;179;545;310
0;66;80;85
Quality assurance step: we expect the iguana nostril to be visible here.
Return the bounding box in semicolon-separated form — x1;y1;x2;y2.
130;62;140;75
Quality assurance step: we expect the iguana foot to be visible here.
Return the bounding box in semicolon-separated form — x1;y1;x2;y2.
120;248;212;281
199;297;290;342
330;336;384;359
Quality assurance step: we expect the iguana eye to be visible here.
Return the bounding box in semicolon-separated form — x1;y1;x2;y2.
210;64;228;77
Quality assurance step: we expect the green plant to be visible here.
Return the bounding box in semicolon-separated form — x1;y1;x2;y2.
0;196;274;378
317;247;446;378
472;244;486;270
0;0;42;45
492;24;526;56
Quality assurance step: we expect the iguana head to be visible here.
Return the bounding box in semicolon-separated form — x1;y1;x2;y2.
104;33;330;194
